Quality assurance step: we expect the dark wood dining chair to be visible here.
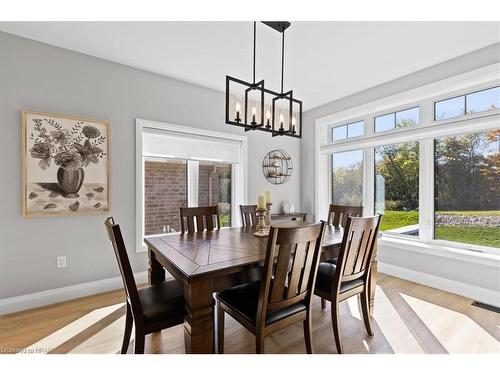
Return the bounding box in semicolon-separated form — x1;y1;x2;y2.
328;204;363;227
179;205;220;233
314;215;381;354
104;217;185;354
240;204;257;227
216;221;326;354
322;204;364;308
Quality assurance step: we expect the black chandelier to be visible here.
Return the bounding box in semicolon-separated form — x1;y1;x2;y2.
225;21;303;139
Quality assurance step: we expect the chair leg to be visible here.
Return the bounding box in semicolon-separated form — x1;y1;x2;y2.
217;304;225;354
303;315;313;354
134;326;145;354
360;290;374;336
121;302;133;354
331;301;343;354
321;298;326;310
256;332;265;354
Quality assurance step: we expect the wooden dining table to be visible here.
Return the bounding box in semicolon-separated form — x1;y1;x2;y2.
145;223;377;353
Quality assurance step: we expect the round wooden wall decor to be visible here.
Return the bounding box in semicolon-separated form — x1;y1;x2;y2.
262;149;293;185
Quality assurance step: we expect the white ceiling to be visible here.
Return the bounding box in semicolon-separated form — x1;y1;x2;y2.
1;21;499;110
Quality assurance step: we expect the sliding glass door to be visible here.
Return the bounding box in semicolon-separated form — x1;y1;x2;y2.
144;158;232;236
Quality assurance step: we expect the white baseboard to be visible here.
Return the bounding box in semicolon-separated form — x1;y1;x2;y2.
3;262;498;315
0;271;149;315
378;262;500;308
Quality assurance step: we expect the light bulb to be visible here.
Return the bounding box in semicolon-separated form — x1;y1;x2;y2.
279;113;284;123
235;102;241;112
252;106;256;115
292;116;296;125
266;110;271;119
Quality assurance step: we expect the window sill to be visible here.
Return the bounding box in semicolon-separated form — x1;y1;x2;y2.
378;235;500;268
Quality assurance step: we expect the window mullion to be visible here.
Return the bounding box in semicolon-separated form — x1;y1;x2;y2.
363;148;374;216
187;160;199;207
419;139;434;242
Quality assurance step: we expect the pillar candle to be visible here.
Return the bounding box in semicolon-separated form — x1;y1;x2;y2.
264;190;272;204
257;195;266;210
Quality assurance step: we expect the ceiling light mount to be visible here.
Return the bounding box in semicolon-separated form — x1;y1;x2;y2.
261;21;291;33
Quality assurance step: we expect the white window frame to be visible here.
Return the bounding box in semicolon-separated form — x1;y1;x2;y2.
330;119;366;142
136;118;248;253
315;63;500;261
434;84;500;121
373;105;421;134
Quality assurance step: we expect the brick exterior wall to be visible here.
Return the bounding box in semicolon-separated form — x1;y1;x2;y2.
144;161;232;235
144;161;187;235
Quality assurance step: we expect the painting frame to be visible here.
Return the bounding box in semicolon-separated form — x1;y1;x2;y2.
22;111;111;218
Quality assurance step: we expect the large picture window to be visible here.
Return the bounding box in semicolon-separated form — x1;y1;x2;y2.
318;71;499;254
332;150;363;206
375;142;419;236
434;130;500;248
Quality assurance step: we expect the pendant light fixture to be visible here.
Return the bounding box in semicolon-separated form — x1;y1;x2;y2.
225;21;303;139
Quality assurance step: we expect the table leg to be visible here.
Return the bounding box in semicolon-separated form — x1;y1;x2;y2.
184;279;214;354
148;247;165;285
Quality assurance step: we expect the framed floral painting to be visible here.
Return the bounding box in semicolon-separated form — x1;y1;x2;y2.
22;111;110;217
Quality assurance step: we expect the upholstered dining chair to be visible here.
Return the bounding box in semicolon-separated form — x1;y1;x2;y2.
104;217;184;354
321;204;363;308
179;205;221;233
239;204;258;227
216;221;326;354
314;215;381;354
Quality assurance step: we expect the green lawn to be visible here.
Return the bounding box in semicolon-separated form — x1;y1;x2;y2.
380;210;499;249
379;211;419;232
435;225;500;248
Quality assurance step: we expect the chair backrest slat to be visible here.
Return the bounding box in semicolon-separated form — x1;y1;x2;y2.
328;204;363;226
257;222;326;321
104;217;141;315
240;204;258;227
298;240;316;294
286;242;308;299
180;206;220;233
206;213;214;231
196;215;204;232
336;215;381;286
270;243;292;303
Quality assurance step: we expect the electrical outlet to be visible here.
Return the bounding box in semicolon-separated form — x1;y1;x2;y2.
56;256;67;268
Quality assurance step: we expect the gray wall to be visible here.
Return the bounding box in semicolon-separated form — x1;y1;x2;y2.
301;43;500;296
0;31;300;299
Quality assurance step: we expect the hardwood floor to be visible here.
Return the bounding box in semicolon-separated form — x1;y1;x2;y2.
0;273;498;354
